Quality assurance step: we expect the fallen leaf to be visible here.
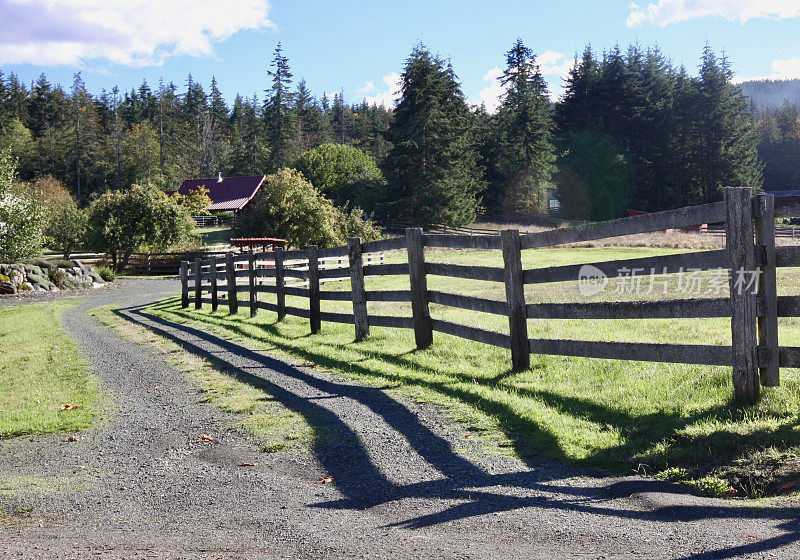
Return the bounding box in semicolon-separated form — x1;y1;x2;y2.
238;462;259;467
153;386;163;390
198;434;215;442
779;480;796;494
301;361;318;369
314;476;334;484
64;435;84;442
465;434;473;438
60;404;79;411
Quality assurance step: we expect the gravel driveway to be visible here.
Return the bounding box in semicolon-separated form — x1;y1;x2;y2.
2;278;800;559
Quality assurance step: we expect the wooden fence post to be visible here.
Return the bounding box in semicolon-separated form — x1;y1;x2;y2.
406;227;432;349
180;261;189;308
226;252;238;315
308;245;321;333
146;254;151;275
194;257;202;310
349;237;369;341
725;186;759;402
249;249;257;318
275;247;286;321
210;256;218;312
755;193;779;386
502;229;530;370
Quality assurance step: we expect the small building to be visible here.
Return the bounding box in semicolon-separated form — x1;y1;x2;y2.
171;173;266;214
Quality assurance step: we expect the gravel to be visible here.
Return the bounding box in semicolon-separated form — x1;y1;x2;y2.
2;278;800;559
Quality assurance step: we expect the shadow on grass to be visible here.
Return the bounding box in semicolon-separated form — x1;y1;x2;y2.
115;298;800;558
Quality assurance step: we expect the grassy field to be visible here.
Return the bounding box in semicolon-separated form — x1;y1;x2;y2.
0;301;98;439
196;226;232;247
147;245;800;498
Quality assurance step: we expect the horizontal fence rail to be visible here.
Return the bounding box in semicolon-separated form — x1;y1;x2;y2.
180;189;800;404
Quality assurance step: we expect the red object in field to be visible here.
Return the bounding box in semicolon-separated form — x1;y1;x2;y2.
230;237;286;253
230;237;287;269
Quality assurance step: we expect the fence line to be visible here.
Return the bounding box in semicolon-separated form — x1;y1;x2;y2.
182;188;800;404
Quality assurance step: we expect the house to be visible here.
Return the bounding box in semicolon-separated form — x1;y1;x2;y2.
170;173;266;214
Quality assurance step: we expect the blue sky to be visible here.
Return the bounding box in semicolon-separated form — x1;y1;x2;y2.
1;0;799;112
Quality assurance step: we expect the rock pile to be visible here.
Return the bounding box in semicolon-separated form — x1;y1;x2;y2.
0;260;105;294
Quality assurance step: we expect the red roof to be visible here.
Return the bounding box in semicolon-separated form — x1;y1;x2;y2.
175;175;266;212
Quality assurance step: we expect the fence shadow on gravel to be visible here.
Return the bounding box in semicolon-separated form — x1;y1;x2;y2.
117;302;800;560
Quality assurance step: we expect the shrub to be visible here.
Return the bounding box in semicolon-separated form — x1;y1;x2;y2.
87;183;195;271
46;202;87;259
174;185;212;215
293;143;385;210
0;146;48;260
95;265;115;282
234;169;380;248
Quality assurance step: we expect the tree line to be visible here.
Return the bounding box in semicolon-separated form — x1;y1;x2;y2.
0;40;766;226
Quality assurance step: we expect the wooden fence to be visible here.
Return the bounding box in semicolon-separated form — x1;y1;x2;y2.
182;187;800;404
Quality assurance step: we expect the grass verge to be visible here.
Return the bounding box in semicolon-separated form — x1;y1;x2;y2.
90;305;310;453
0;301;98;438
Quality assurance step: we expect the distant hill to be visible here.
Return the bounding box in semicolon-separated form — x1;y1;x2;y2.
740;79;800;110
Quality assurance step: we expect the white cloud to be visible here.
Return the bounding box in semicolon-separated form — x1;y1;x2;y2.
363;72;401;108
477;66;506;113
734;58;800;82
0;0;273;66
357;81;376;94
627;0;800;27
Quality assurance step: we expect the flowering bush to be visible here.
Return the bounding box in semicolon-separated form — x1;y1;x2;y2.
0;146;48;261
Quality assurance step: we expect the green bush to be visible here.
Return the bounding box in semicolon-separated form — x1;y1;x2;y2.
46;202;87;259
87;183;195;272
95;266;115;282
234;169;380;249
293;143;385;210
0;146;48;260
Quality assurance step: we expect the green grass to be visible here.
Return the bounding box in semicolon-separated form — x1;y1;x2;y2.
91;305;310;453
146;245;800;497
197;226;231;247
0;301;98;438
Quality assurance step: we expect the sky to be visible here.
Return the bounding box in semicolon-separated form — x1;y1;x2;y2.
1;0;800;112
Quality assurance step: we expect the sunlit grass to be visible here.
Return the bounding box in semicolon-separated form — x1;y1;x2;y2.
0;301;98;438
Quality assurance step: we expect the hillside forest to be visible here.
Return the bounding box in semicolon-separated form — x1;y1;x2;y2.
0;40;793;225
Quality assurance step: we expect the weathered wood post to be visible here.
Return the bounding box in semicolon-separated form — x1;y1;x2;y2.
210;256;218;312
248;249;257;318
146;254;151;275
755;192;779;386
406;227;432;349
275;246;286;321
502;229;530;370
180;261;189;308
308;245;321;333
725;186;759;402
194;257;202;310
226;252;238;315
349;237;369;341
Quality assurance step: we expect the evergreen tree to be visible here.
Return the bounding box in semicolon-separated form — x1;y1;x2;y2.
383;45;485;225
493;39;555;214
263;43;296;171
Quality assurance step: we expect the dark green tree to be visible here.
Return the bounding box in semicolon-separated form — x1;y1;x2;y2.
383;45;485;225
263;43;296;171
493;39;556;214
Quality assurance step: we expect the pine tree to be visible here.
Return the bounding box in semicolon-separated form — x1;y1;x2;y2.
383;45;485;225
493;39;556;214
264;43;296;171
